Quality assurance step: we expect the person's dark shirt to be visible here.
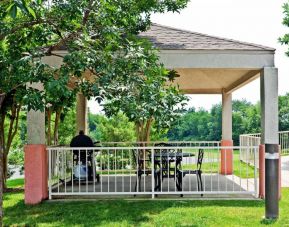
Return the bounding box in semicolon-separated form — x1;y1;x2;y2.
70;134;94;147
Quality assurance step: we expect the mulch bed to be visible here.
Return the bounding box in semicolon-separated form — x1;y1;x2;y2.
4;188;24;193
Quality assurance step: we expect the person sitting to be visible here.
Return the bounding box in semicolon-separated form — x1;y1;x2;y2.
70;130;94;181
70;130;94;147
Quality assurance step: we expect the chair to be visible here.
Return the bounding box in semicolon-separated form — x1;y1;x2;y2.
132;148;161;193
154;142;182;191
178;148;204;194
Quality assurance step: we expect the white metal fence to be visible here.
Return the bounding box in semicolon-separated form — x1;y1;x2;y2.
48;144;258;199
240;131;289;166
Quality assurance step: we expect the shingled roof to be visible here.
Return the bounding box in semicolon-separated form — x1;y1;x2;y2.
139;23;275;51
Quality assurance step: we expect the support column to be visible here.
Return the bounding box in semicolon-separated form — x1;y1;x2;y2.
25;83;47;204
260;67;279;219
76;93;88;134
221;92;233;175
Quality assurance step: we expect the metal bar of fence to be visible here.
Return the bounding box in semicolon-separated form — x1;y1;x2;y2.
48;148;52;200
47;144;259;199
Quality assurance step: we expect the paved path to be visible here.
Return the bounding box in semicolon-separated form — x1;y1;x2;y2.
281;155;289;187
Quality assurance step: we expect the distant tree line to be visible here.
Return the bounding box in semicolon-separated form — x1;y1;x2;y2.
89;93;289;145
165;93;289;144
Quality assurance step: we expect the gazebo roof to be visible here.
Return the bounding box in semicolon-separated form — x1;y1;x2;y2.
139;23;275;51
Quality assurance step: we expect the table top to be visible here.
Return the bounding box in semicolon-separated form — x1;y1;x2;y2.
154;152;194;158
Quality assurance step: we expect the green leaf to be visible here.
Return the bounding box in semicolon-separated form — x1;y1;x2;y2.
27;6;36;18
9;4;18;18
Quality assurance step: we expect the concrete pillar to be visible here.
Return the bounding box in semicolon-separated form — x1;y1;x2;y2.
76;93;88;134
259;67;281;206
25;83;47;204
27;83;45;145
260;67;278;145
222;92;232;141
220;92;233;175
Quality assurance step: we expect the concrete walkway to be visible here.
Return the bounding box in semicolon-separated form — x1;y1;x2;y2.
282;155;289;187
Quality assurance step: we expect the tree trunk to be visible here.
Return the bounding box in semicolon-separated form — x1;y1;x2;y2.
2;154;7;190
0;111;6;192
0;100;4;227
3;101;21;186
0;146;3;227
144;118;153;143
0;94;5;112
53;107;63;145
46;108;52;146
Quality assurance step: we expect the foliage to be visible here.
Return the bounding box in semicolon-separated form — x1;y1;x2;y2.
89;112;136;142
279;93;289;131
280;1;289;56
1;0;190;223
7;149;23;166
102;40;188;141
168;100;260;144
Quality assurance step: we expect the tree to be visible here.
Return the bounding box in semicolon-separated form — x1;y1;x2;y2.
89;112;136;142
1;0;190;224
279;93;289;131
102;40;188;142
45;80;76;146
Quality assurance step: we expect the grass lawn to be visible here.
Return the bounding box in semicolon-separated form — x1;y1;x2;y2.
3;178;289;226
6;178;24;188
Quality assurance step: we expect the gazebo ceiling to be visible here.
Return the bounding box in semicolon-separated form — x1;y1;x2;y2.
172;69;260;94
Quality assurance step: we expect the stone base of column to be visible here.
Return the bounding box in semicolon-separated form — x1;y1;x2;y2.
24;144;48;204
259;144;281;200
220;140;233;175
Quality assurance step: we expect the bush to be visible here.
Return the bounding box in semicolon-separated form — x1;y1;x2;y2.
8;149;24;166
7;166;15;179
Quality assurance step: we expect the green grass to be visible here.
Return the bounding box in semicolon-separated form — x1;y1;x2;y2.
6;178;24;188
4;178;289;226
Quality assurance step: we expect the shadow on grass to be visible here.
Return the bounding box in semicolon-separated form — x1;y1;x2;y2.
4;192;265;226
260;218;278;225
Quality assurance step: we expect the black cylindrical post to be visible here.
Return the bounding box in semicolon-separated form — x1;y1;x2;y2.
265;144;279;219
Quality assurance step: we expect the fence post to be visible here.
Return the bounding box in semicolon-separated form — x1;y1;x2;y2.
151;148;155;199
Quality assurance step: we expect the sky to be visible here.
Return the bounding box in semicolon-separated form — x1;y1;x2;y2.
88;0;289;113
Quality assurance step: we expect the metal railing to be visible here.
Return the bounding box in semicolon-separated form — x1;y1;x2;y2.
239;134;261;167
239;131;289;167
279;131;289;155
240;131;289;162
48;144;258;199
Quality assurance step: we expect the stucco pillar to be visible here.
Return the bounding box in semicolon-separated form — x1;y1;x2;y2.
260;67;278;145
25;82;47;204
76;93;88;134
221;92;233;175
259;67;280;206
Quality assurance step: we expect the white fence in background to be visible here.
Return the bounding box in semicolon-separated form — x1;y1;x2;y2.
47;144;258;199
239;131;289;167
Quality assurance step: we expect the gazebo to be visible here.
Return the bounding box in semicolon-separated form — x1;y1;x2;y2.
25;24;278;205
